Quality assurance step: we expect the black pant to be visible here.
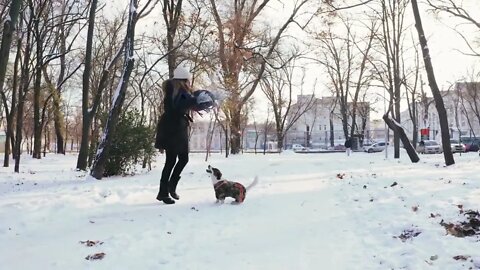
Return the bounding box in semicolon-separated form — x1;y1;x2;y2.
158;150;189;197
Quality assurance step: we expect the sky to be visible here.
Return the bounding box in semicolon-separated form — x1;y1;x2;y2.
1;150;480;269
252;0;480;121
106;0;480;121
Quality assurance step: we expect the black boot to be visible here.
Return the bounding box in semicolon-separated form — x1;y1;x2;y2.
169;176;181;200
157;175;175;204
156;194;175;204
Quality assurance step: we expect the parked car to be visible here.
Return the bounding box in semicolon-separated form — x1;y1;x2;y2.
460;137;480;152
417;140;443;154
363;142;387;153
334;144;346;151
292;144;306;151
450;139;466;153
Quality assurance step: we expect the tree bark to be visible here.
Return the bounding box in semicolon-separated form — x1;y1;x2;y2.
0;0;22;105
329;115;334;147
90;0;138;179
163;0;183;78
15;13;33;173
411;0;454;166
32;1;45;159
0;0;22;166
77;0;98;170
383;114;419;163
229;111;241;154
3;31;22;167
54;19;67;154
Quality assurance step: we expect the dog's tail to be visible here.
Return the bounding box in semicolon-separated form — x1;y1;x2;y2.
246;176;259;192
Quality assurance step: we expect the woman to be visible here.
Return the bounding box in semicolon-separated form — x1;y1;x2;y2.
155;66;198;204
344;137;352;156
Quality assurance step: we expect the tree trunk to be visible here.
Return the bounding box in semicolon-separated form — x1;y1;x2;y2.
329;115;334;147
53;101;65;154
224;127;229;158
0;0;22;167
54;22;67;154
88;122;99;167
394;77;401;159
276;130;284;152
0;0;22;103
90;0;137;179
3;37;21;166
77;0;98;170
411;0;454;166
230;112;241;154
32;14;43;159
383;114;419;163
90;59;135;179
15;19;33;172
412;101;418;148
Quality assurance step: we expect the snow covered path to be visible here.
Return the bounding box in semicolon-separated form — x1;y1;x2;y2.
0;151;479;269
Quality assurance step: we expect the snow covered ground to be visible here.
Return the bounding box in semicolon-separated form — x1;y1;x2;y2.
0;149;479;270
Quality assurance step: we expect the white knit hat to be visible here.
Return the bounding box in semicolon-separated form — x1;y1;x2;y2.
173;66;191;80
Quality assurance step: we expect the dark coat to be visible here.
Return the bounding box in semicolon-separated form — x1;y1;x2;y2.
155;80;197;153
344;138;352;148
214;180;246;203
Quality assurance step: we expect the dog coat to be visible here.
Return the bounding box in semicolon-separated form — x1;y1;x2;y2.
214;180;246;203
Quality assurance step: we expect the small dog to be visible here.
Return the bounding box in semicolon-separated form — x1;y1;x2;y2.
206;165;258;204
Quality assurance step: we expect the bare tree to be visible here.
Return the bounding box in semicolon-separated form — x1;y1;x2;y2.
77;3;127;170
404;38;421;148
90;0;158;179
208;0;315;154
76;0;99;170
0;0;22;116
14;8;36;172
375;0;410;159
454;80;476;138
204;112;216;161
456;79;480;130
261;108;274;154
426;0;480;58
162;0;185;77
260;57;315;151
411;0;454;165
40;0;88;155
314;17;376;142
0;0;22;167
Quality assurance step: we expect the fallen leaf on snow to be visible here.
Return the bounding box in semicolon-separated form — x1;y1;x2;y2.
452;255;470;261
80;240;104;247
85;252;105;260
395;227;422;242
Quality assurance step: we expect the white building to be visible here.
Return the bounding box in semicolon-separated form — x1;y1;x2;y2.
189;119;224;152
189;119;277;152
286;95;371;149
188;94;373;151
400;82;480;141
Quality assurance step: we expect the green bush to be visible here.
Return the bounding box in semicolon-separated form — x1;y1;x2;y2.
103;110;156;177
